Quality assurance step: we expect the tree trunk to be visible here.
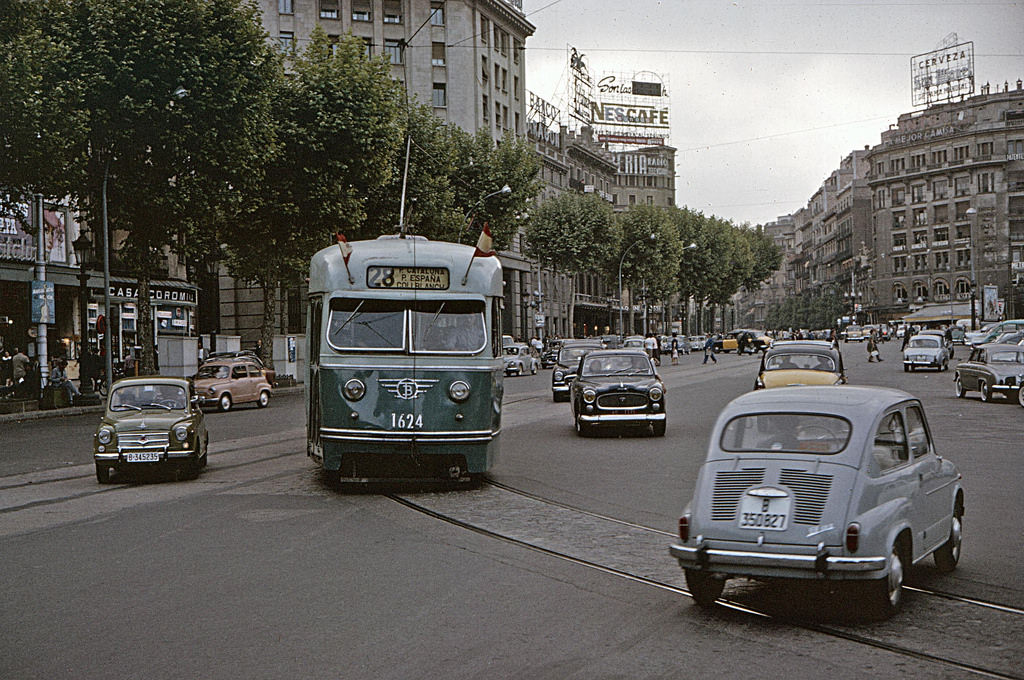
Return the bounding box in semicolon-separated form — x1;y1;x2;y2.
260;281;277;371
137;276;155;375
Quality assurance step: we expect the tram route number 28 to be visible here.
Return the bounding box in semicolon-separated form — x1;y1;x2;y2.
391;413;423;429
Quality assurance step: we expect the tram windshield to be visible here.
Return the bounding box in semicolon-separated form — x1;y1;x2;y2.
327;297;487;354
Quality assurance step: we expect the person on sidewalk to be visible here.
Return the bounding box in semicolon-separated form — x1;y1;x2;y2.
670;332;680;365
49;358;81;403
703;335;718;364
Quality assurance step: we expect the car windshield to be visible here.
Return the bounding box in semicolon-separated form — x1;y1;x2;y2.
559;347;595;365
196;365;230;379
764;353;836;372
111;384;187;411
721;413;851;454
580;354;652;377
504;346;521;355
909;337;940;348
989;350;1024;363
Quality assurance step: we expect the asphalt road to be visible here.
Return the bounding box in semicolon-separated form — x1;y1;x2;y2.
2;342;1022;679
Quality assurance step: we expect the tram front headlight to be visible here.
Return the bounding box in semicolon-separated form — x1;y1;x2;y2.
449;380;471;403
343;378;366;401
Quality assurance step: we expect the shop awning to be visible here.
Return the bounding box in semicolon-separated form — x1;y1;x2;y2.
900;302;972;323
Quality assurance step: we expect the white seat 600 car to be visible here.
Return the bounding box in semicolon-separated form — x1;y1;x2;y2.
670;386;963;617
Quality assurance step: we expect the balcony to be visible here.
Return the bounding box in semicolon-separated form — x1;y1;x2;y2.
892;244;906;252
933;240;949;248
935;293;951;302
911;242;928;250
955;292;972;301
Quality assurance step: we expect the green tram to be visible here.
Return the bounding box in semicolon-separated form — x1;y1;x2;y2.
306;235;504;484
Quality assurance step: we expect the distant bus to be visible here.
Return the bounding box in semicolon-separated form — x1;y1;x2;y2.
306;235;504;485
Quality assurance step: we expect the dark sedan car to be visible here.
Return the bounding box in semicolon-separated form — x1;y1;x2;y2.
954;343;1024;405
551;340;602;402
570;349;666;437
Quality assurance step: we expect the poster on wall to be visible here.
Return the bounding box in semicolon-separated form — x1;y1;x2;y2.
31;280;55;324
982;284;999;322
43;207;68;264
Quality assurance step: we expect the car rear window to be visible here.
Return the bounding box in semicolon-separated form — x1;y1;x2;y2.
721;413;851;454
764;353;835;372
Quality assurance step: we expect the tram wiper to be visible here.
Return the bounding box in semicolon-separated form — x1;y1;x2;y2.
423;302;445;341
335;300;365;334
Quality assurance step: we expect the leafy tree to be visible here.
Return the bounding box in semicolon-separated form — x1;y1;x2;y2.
224;28;403;361
616;205;684;334
10;0;279;374
451;131;542;250
524;191;620;333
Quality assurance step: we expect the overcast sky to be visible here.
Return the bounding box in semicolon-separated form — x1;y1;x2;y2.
520;0;1024;227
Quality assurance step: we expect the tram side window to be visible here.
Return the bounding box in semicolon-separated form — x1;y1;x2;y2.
327;298;405;350
410;300;486;353
491;298;502;358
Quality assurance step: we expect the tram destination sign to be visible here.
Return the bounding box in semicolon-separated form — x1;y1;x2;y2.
367;266;450;290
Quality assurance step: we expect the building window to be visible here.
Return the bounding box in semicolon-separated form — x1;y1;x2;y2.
934;204;948;223
480;16;489;43
931;149;947;165
893;212;905;229
1009;139;1024;159
934;226;949;243
953;145;969;161
911;153;926;169
977;141;993;157
319;0;338;18
913;229;927;245
978;172;995;193
955;278;971;295
893;232;907;248
432;83;447;107
914;280;928;298
382;1;402;23
384;39;403;64
892;187;905;206
913;208;927;227
430;2;444;25
889;157;905;173
956;249;972;269
911;184;925;203
278;0;293;14
934;252;950;270
431;42;446;66
893;283;908;301
278;31;294;51
513;75;519;99
352;4;371;21
361;37;373;57
326;34;339;54
482;94;489;123
513;39;521;64
954;176;970;196
933;278;949;296
932;178;948;199
893;256;907;273
500;68;507;93
646;195;654;205
629;194;636;205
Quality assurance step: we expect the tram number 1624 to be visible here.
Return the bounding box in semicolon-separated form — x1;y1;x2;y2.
391;413;423;429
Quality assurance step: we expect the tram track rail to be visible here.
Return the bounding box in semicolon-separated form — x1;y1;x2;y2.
390;491;1024;680
485;478;1024;618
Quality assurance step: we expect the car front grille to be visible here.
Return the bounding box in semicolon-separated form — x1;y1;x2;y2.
118;431;170;451
711;468;766;521
597;393;647;409
779;469;833;525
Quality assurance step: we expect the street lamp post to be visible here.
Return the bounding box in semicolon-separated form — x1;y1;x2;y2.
71;231;99;402
461;185;511;243
966;207;979;330
618;234;655;336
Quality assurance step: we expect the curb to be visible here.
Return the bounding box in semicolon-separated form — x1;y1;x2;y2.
0;385;305;425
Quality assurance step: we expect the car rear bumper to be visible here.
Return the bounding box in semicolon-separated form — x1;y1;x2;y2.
670;542;886;578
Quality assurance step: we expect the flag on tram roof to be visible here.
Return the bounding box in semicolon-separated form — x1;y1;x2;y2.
336;232;353;264
473;223;495;257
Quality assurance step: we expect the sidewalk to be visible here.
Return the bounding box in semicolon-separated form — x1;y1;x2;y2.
0;385;306;425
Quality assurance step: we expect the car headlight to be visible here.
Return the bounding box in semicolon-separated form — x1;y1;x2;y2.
582;389;596;403
343;378;365;401
554;371;564;381
97;427;113;445
648;386;663;401
173;425;189;442
449;380;471;402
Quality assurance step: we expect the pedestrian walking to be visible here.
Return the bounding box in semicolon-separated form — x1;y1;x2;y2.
867;332;883;362
703;335;718;364
670;332;680;365
644;333;660;366
737;331;749;356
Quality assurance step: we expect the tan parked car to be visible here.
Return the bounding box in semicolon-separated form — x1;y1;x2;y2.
193;358;272;412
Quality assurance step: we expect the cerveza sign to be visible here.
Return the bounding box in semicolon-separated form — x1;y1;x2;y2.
591;102;669;128
98;283;197;305
911;41;974;106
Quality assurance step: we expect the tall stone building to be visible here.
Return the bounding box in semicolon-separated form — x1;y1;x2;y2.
867;81;1024;323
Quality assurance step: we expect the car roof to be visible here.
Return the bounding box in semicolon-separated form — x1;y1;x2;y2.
976;342;1024;350
765;341;839;357
722;385;914;419
582;349;650;358
111;376;190;387
562;340;603;347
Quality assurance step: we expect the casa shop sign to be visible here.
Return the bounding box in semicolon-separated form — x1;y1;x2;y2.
96;283;197;305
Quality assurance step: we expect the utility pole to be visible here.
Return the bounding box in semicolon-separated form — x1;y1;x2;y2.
33;194;49;387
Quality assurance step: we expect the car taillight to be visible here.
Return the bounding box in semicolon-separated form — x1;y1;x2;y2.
845;523;860;552
678;515;690;542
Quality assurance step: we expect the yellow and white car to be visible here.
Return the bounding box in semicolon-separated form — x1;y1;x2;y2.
754;341;846;389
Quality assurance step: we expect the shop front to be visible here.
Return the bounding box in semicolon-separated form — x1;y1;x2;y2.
91;278;198;368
